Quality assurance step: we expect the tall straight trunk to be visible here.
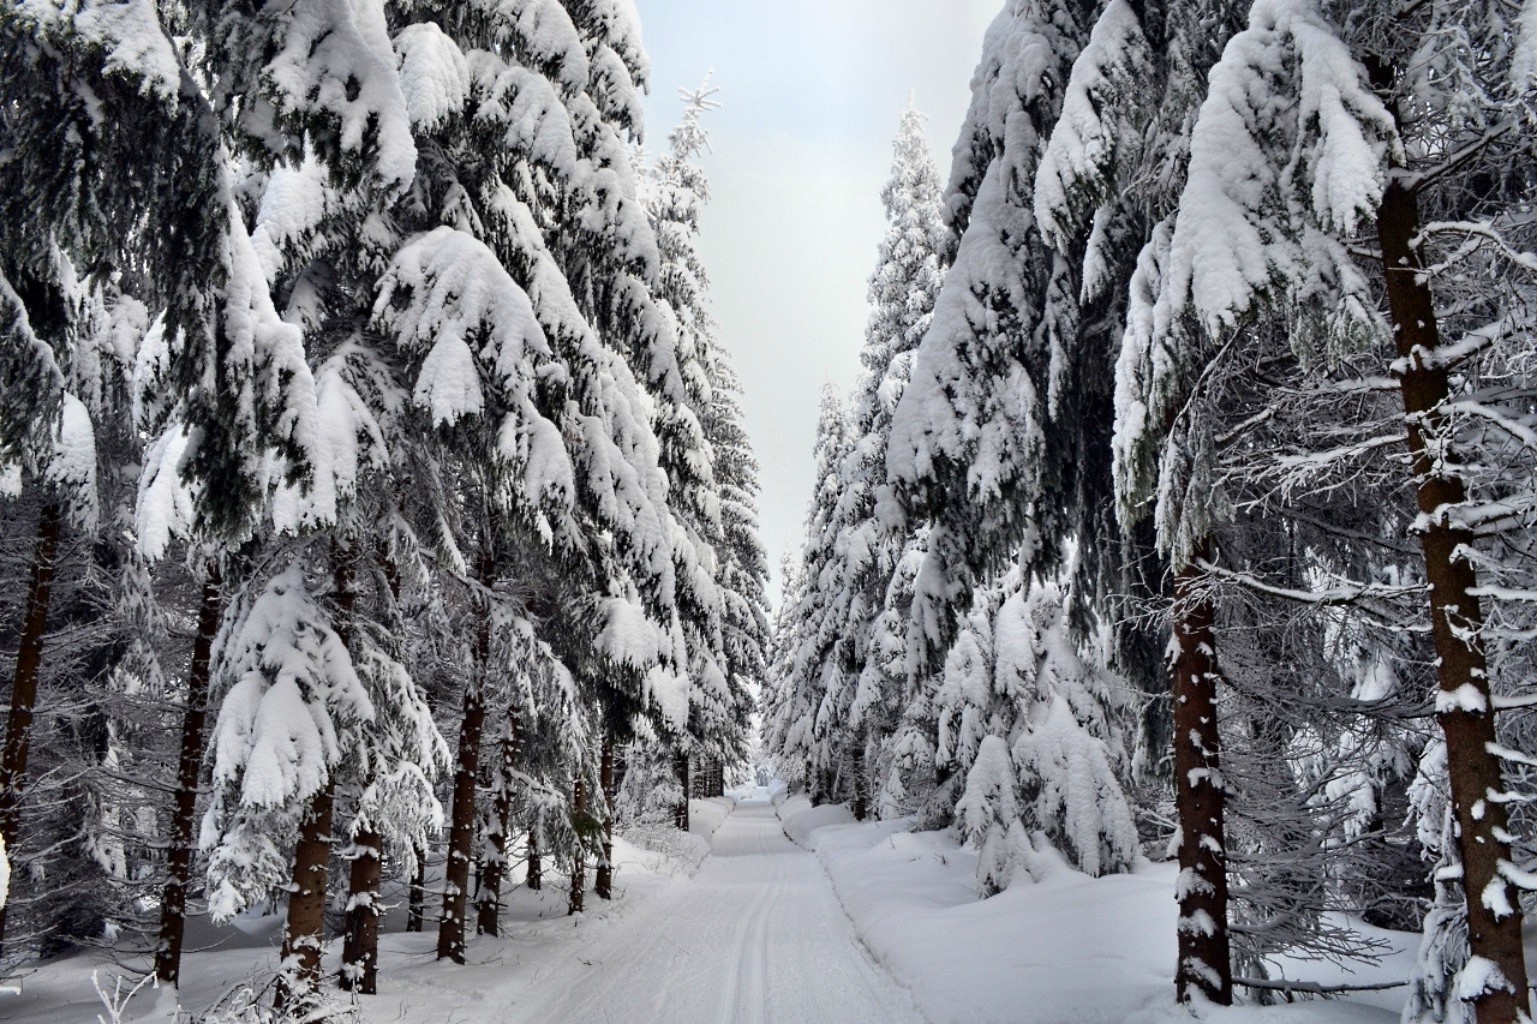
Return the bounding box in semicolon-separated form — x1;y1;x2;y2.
595;737;614;900
0;502;61;957
1377;179;1531;1024
526;830;542;891
406;843;427;932
276;543;357;1010
568;778;586;916
1172;545;1232;1006
155;562;223;986
339;819;382;992
340;545;398;992
476;704;521;937
674;754;690;831
436;551;495;963
274;786;337;1011
850;739;868;821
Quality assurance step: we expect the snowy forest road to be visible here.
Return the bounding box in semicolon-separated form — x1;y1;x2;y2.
506;797;926;1024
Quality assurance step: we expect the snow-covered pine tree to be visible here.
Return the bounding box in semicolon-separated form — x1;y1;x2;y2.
374;0;711;960
885;0;1090;676
1125;3;1537;1019
200;563;374;1013
775;388;854;802
642;81;760;800
943;567;1136;894
0;0;401;983
817;103;949;818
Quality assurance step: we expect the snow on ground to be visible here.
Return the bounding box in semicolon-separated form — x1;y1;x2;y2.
6;788;1441;1024
775;794;1420;1024
6;797;742;1024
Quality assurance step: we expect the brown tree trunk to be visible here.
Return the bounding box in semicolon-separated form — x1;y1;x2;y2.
0;502;61;956
526;830;542;891
274;785;337;1012
568;778;586;916
1377;179;1531;1024
276;544;357;1010
436;551;495;963
339;822;383;992
595;737;615;900
476;704;521;937
155;561;223;986
1172;545;1232;1006
406;843;427;932
436;682;486;962
674;753;690;831
340;544;397;992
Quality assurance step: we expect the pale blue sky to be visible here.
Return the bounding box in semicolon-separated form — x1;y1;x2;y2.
634;1;997;602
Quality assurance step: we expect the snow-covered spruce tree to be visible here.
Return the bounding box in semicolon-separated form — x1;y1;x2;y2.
1016;0;1242;1004
865;529;936;820
885;0;1090;678
1113;2;1537;1018
375;0;708;960
772;388;854;802
762;553;812;792
642;81;763;803
0;0;401;984
943;567;1136;895
814;104;949;819
200;563;374;1013
0;275;171;965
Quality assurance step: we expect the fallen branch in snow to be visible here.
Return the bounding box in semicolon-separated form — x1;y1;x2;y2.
1235;976;1407;995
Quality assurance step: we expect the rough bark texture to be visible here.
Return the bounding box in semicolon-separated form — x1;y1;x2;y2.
1377;179;1531;1024
595;737;615;900
436;551;495;963
341;545;398;992
436;676;486;961
339;822;383;992
0;502;60;957
276;544;356;1009
154;563;223;986
568;778;587;916
526;830;542;890
406;843;427;932
674;754;690;831
476;704;521;937
274;785;337;1011
1172;546;1232;1006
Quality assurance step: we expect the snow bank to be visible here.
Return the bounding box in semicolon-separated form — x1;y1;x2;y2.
689;795;737;844
776;794;854;848
779;800;1414;1024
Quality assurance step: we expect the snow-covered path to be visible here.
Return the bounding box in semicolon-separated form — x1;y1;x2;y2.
508;797;926;1024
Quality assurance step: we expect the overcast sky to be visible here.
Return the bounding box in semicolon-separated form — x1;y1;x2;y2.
635;1;998;603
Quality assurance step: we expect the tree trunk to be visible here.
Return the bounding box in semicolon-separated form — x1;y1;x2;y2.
406;843;427;932
274;785;336;1012
526;830;542;891
674;753;690;831
340;544;397;992
595;737;615;900
850;739;868;821
276;543;356;1009
436;681;486;962
476;704;520;937
339;821;383;992
154;562;223;986
1377;179;1531;1024
436;551;495;963
0;502;60;957
1172;545;1232;1006
568;778;586;916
